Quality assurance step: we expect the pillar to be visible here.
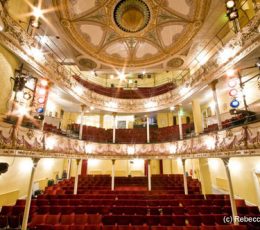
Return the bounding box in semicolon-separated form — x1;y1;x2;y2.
112;113;117;143
222;158;238;225
79;105;86;140
159;159;163;175
146;114;150;143
192;99;203;135
67;159;71;179
178;106;183;140
99;113;104;128
73;159;81;195
21;158;40;230
210;80;222;130
148;160;151;191
111;159;115;191
198;158;212;194
182;159;188;195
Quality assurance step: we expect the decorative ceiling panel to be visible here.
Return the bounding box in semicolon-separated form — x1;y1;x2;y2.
54;0;210;69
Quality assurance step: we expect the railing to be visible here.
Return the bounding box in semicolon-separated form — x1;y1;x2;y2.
0;119;259;159
73;75;177;99
0;2;259;113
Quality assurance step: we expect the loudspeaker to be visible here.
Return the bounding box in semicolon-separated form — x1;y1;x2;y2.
0;162;9;175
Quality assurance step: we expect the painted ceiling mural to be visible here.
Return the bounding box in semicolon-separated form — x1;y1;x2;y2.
53;0;210;69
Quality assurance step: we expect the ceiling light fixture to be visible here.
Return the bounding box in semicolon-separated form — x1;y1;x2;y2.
226;69;236;77
118;72;126;81
32;7;43;18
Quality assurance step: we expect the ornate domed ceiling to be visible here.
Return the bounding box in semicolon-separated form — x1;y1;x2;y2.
54;0;210;69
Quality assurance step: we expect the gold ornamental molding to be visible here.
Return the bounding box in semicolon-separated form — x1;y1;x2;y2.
53;0;209;68
0;3;259;113
0;122;259;159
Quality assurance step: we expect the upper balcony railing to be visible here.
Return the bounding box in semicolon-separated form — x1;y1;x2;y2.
73;75;177;99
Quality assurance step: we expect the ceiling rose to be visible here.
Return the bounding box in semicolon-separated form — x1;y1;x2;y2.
114;0;150;33
54;0;211;68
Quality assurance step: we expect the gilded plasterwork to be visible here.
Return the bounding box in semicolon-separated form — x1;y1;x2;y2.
53;0;210;68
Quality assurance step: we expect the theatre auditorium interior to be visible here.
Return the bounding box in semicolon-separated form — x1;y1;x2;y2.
1;0;260;230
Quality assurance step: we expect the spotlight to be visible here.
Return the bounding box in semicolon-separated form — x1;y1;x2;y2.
38;97;45;104
229;89;238;97
40;79;48;87
230;99;240;108
225;0;238;21
38;88;46;95
228;78;238;88
226;0;235;8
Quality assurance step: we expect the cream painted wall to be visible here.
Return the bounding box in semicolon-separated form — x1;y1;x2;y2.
0;157;65;205
60;112;80;130
157;112;193;128
0;45;19;116
86;159;144;176
208;156;260;205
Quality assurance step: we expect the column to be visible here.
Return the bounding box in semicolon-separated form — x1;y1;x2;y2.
79;105;86;140
99;113;104;128
111;159;116;191
192;99;203;135
198;158;212;195
21;158;40;230
146;114;150;143
178;106;183;140
210;80;222;130
222;158;238;225
112;113;117;143
159;160;163;175
67;159;71;179
182;159;188;195
148;160;151;191
73;159;81;195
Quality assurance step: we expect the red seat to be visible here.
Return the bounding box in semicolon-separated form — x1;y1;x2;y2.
88;214;101;224
85;224;101;230
70;225;85;230
160;215;173;226
0;215;8;228
8;215;20;228
45;214;61;225
54;225;70;230
187;215;201;226
75;214;88;225
172;215;186;226
28;214;47;228
60;214;75;225
145;215;160;226
0;206;13;215
200;214;216;226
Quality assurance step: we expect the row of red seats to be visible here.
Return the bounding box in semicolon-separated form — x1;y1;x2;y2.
67;123;194;143
44;123;62;134
73;75;176;99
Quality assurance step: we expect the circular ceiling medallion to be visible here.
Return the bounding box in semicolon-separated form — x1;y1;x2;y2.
114;0;151;33
167;58;184;68
78;58;97;70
